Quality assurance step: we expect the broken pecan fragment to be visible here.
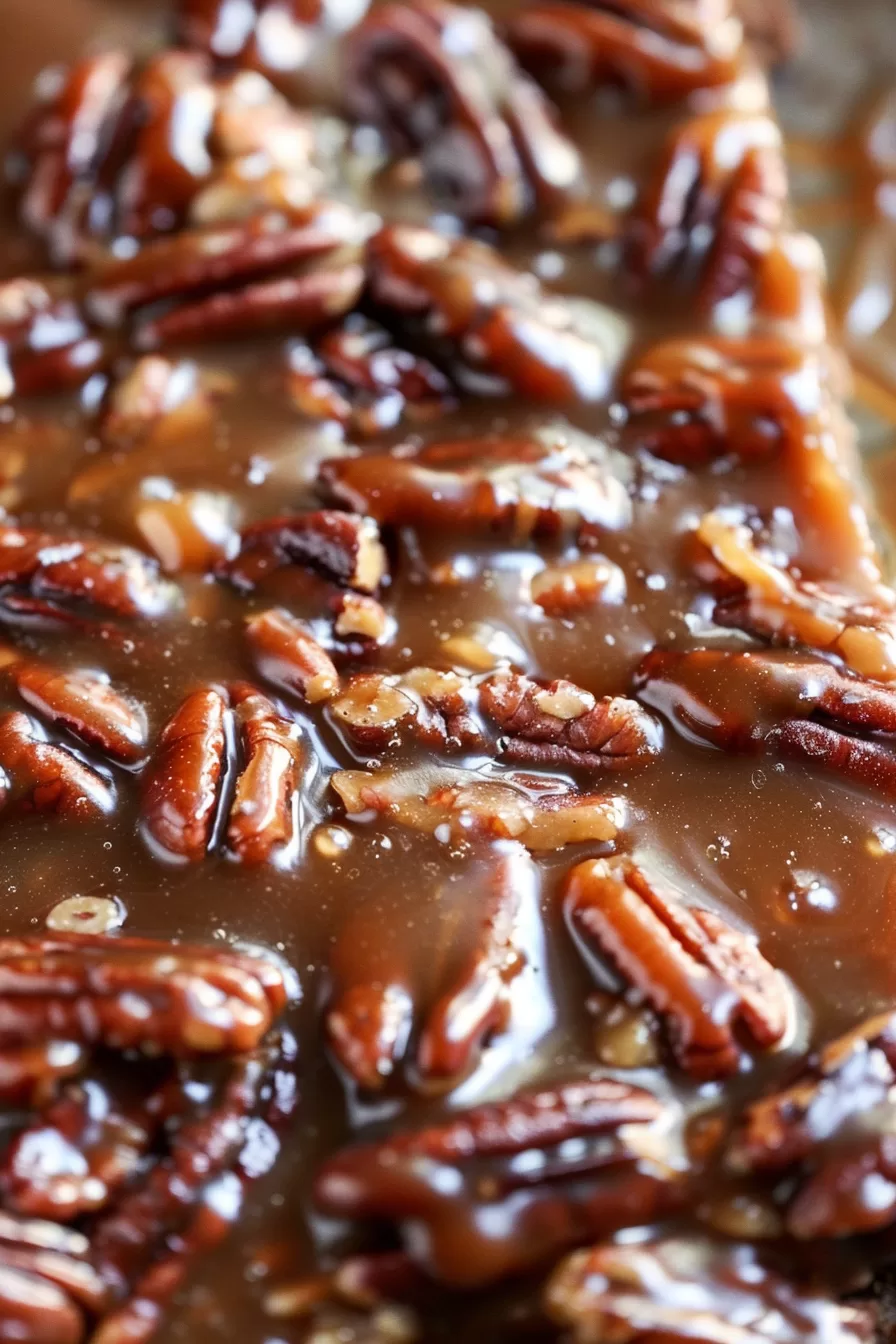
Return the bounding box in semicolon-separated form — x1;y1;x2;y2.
481;672;662;771
332;764;626;850
726;1011;896;1240
315;1077;682;1286
0;647;148;764
696;511;896;682
628;109;787;307
327;977;414;1094
620;335;832;465
223;510;387;594
246;607;340;703
345;0;581;225
11;49;352;261
367;224;629;403
328;667;482;755
563;858;790;1078
0;933;287;1056
530;555;626;616
637;648;896;794
0;525;177;625
0;275;111;401
545;1236;873;1342
508;0;744;103
0;712;114;820
321;431;632;544
286;315;455;436
142;682;304;865
100;356;231;446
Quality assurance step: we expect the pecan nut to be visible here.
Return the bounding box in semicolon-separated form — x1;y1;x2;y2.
315;1077;683;1286
245;607;340;704
331;764;626;851
366;224;630;403
0;276;110;401
508;0;744;103
720;1010;896;1243
563;858;790;1078
0;1211;109;1342
545;1236;873;1343
0;712;115;821
695;510;896;682
321;430;632;545
141;682;304;865
628;110;787;307
222;509;388;594
636;647;896;795
345;0;581;225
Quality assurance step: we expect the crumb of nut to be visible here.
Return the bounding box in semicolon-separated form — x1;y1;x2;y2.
334;593;391;642
314;825;353;859
530;556;626;616
701;1192;784;1240
591;999;661;1069
440;624;523;672
46;894;126;934
263;1274;332;1319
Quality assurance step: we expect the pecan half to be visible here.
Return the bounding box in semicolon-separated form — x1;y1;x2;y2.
141;682;304;864
11;49;351;261
0;275;111;400
321;431;632;544
620;335;830;465
508;0;744;103
480;672;662;771
563;858;790;1078
327;977;414;1094
696;511;896;682
0;712;114;820
628;110;787;307
315;1077;682;1286
245;608;340;704
366;224;629;403
222;510;387;594
545;1237;873;1343
0;933;287;1056
726;1011;896;1240
345;0;581;225
331;764;626;850
637;647;896;794
286;316;455;436
0;648;148;764
0;525;178;625
0;1212;109;1342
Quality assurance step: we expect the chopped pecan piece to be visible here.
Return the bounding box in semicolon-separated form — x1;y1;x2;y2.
100;356;231;446
0;525;177;625
222;510;387;594
345;0;581;225
328;667;482;755
142;682;304;864
620;335;831;465
545;1237;873;1343
331;592;392;646
327;978;414;1094
321;431;632;544
0;712;114;820
287;316;455;436
332;764;626;850
0;275;110;401
563;858;790;1078
480;672;662;771
628;109;787;307
0;933;287;1056
530;556;626;615
246;608;340;703
727;1011;896;1239
0;647;148;764
226;683;305;865
696;511;896;682
637;647;896;794
315;1078;682;1286
508;0;744;103
366;224;629;403
11;49;352;260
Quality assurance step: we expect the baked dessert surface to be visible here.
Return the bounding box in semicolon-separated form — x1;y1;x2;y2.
0;1;894;1341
